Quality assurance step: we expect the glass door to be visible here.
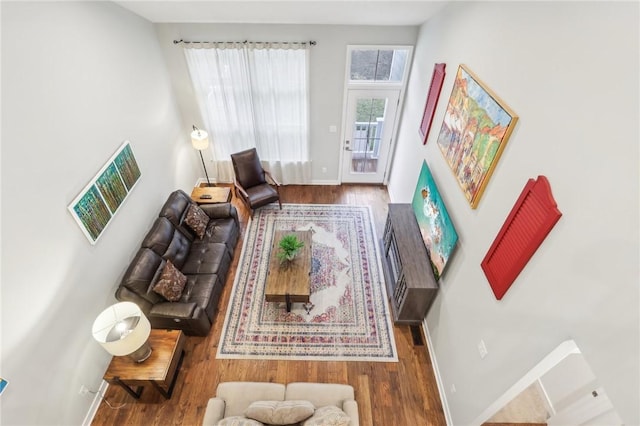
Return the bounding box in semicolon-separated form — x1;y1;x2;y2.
341;89;400;183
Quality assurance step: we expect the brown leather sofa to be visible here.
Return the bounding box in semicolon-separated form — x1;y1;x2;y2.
115;190;239;336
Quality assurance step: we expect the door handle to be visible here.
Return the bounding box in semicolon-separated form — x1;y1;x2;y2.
344;140;351;151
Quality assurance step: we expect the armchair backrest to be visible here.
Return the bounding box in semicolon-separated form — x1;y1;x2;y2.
231;148;266;188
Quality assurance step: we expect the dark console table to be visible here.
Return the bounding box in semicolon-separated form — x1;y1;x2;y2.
380;204;438;325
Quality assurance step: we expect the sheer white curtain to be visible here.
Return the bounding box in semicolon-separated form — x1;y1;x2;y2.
183;42;311;184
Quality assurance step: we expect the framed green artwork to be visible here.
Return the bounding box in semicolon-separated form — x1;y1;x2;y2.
68;141;141;244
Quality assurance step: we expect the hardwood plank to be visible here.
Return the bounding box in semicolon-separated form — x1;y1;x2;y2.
91;185;446;426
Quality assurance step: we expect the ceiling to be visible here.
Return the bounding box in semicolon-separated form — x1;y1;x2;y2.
113;1;450;26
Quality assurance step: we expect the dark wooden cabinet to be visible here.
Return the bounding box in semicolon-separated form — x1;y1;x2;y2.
380;204;438;325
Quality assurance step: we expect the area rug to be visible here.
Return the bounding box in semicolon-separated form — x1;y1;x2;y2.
216;204;398;362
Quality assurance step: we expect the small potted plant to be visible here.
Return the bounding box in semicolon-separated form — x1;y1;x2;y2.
277;234;305;264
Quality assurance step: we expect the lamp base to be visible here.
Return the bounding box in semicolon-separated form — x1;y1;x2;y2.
128;341;152;363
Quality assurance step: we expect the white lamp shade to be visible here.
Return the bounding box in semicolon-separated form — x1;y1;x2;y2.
191;128;209;150
92;302;151;356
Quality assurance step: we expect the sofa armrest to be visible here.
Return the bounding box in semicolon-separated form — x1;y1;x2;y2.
115;286;153;313
342;400;360;426
149;303;211;336
200;203;238;222
202;397;226;426
150;301;197;318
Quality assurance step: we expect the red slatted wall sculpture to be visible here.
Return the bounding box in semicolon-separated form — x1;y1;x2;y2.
481;176;562;300
419;63;446;144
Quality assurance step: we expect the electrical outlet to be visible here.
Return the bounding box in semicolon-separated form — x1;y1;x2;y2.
79;385;89;395
478;339;488;359
450;383;457;394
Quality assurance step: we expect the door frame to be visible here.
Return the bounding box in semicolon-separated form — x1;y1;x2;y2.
471;340;582;425
340;88;401;184
338;45;414;185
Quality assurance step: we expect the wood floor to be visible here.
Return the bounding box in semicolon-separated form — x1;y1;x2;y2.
91;185;447;426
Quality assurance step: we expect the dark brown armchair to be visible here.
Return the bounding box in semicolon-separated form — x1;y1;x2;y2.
230;148;282;215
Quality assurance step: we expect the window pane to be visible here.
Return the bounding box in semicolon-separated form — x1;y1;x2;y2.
351;97;388;174
350;50;378;80
389;50;408;82
374;50;394;81
350;48;409;82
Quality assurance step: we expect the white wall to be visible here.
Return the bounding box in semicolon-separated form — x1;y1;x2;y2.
153;23;419;183
1;2;190;424
540;353;597;412
389;1;639;425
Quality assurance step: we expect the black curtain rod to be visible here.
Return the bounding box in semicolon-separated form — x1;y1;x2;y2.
173;39;316;46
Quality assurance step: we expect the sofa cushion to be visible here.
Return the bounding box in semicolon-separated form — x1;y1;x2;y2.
301;406;351;426
285;383;355;410
153;260;187;302
216;382;286;418
141;217;175;255
182;242;230;277
216;417;264;426
245;400;314;425
141;217;191;269
163;227;191;270
120;248;165;305
180;273;221;321
159;190;197;240
185;203;209;239
204;217;239;253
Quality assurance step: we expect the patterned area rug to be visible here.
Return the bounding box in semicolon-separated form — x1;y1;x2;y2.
216;204;397;362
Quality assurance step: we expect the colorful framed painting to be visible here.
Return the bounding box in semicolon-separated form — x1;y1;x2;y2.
68;141;141;244
436;64;518;208
419;63;446;144
411;160;459;280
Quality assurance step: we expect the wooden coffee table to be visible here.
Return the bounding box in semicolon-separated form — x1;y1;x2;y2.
103;329;185;399
265;230;313;312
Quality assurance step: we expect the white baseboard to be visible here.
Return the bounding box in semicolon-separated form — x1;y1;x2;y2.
308;179;341;185
422;317;453;425
82;380;109;426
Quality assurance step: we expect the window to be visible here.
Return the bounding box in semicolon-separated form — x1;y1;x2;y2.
183;42;311;184
349;48;410;83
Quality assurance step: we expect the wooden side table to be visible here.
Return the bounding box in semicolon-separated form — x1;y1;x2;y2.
190;186;232;204
103;329;185;399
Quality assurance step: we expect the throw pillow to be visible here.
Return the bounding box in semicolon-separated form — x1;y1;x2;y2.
302;406;351;426
216;417;264;426
152;260;187;302
184;203;209;239
245;400;315;425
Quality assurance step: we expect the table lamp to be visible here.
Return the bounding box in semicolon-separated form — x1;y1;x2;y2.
191;125;213;186
92;302;152;363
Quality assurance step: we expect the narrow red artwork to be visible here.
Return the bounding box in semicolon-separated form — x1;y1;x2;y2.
481;176;562;300
419;63;446;144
